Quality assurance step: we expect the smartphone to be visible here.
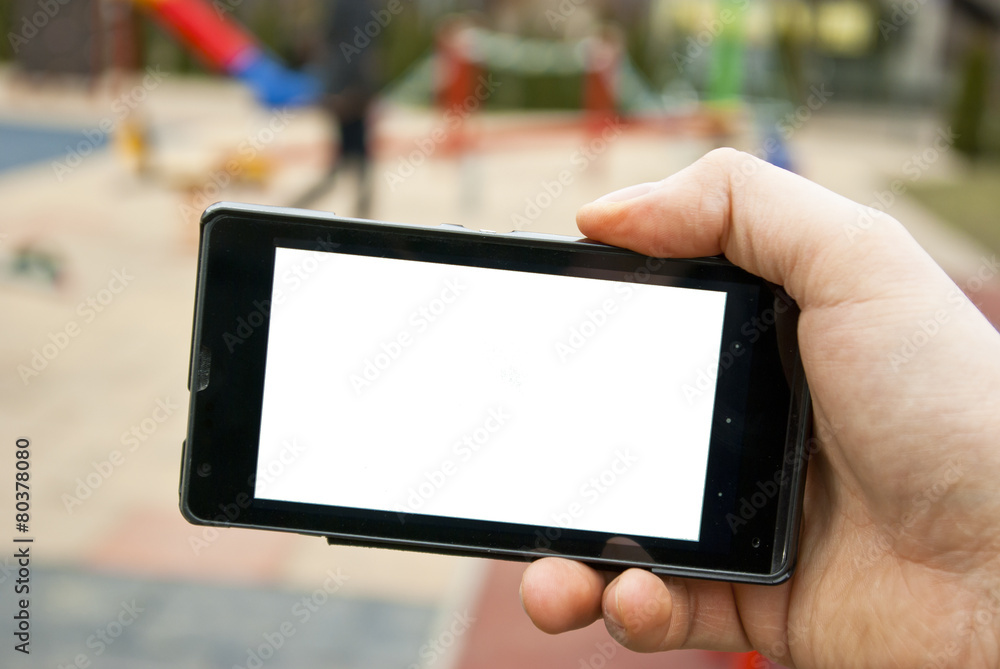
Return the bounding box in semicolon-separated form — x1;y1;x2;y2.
180;202;811;585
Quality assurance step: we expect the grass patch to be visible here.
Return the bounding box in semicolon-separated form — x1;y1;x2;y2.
907;164;1000;255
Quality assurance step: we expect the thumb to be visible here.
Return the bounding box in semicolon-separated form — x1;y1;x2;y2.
576;148;946;310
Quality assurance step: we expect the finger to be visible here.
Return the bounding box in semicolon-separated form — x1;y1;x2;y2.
577;148;944;309
520;557;606;634
602;569;753;653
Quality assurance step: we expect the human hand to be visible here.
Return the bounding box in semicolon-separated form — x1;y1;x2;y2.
519;149;1000;668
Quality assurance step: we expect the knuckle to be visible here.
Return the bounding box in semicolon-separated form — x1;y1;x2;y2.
702;146;754;172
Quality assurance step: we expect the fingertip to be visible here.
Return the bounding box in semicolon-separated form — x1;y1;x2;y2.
520;558;604;634
576;164;728;259
577;181;663;244
592;182;658;204
602;569;677;652
601;575;627;643
575;200;618;243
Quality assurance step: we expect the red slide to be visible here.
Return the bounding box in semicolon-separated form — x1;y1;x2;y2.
137;0;319;106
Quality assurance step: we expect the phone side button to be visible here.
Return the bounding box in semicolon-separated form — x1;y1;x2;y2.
196;346;211;391
178;440;186;499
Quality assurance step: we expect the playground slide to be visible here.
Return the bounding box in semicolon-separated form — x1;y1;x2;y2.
136;0;320;107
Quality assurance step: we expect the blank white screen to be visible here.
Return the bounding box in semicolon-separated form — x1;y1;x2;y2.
256;247;727;542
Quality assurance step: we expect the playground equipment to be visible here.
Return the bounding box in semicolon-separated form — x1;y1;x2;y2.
385;19;761;149
392;24;658;120
133;0;320;108
97;0;321;215
104;1;795;239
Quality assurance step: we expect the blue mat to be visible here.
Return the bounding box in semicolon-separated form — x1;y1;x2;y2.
0;123;109;175
12;567;437;668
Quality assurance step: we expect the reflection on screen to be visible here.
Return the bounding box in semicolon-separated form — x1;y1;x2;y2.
256;247;727;542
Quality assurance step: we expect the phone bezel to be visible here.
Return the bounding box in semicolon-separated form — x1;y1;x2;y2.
181;203;810;584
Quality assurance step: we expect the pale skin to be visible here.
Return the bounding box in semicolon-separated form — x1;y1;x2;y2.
519;149;1000;668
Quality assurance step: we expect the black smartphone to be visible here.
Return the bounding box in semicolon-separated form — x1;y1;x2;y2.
180;203;811;584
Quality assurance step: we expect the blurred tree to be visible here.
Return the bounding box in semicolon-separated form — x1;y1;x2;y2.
248;1;285;59
379;3;436;87
623;17;657;85
951;26;991;158
139;16;197;75
774;0;809;104
0;1;13;60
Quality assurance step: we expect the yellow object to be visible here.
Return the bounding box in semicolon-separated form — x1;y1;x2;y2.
218;151;272;187
115;117;149;175
817;0;875;56
774;0;814;41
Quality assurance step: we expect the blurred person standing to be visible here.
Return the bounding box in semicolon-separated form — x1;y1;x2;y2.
295;0;381;217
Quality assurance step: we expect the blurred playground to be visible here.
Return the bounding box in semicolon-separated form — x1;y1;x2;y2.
1;1;999;668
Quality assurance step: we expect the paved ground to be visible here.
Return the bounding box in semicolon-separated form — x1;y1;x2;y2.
0;67;997;669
